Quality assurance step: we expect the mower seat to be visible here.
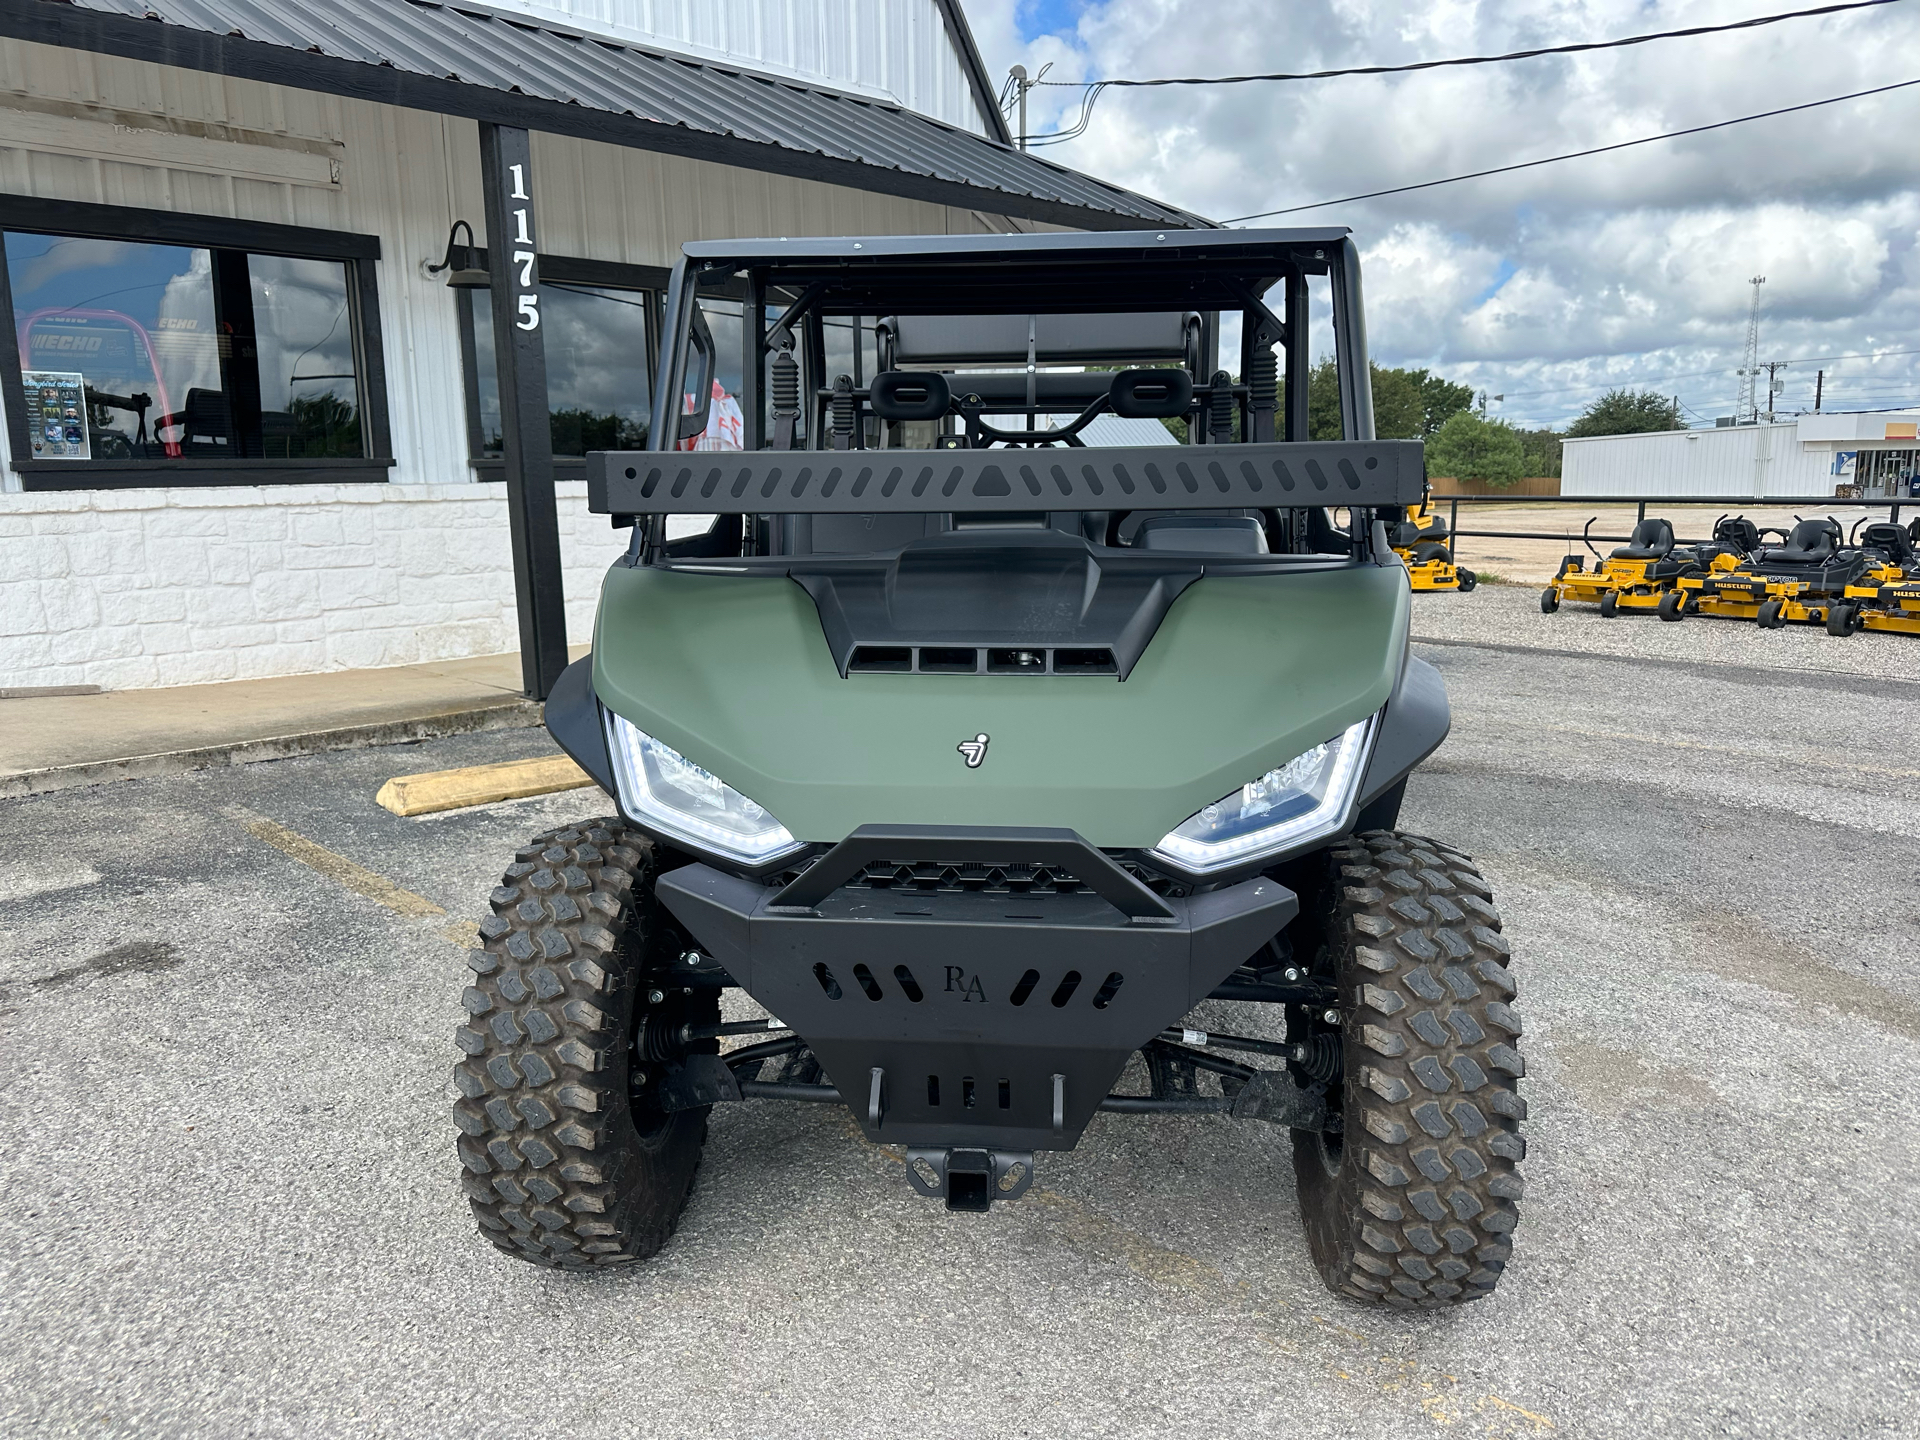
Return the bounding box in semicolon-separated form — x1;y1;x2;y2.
1611;518;1674;561
1390;520;1423;548
1759;519;1839;567
1860;523;1915;568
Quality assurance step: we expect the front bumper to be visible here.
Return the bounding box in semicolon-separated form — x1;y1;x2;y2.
657;825;1297;1153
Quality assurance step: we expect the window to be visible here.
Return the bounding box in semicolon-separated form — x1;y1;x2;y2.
1;196;389;488
462;268;660;464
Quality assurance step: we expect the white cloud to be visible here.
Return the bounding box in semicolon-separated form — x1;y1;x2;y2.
962;0;1920;426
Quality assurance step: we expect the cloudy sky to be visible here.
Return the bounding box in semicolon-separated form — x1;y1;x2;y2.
958;0;1920;430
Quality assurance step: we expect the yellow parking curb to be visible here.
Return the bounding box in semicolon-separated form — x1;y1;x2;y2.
375;753;597;817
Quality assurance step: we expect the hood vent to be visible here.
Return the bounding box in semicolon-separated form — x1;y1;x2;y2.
849;644;1117;676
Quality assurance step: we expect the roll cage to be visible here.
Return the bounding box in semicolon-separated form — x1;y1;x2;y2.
585;228;1416;564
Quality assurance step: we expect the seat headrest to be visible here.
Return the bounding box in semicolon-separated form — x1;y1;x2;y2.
1862;523;1914;563
868;370;950;422
1787;518;1839;551
1109;367;1193;419
1629;518;1674;554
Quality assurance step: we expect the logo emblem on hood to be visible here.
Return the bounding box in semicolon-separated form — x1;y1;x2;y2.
957;733;990;768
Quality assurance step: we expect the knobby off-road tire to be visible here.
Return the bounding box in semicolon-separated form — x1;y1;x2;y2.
1293;830;1526;1308
453;820;715;1268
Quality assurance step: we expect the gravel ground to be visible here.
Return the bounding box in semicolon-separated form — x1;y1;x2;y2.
2;598;1918;1439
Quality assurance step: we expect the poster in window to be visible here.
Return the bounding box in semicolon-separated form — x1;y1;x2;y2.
22;370;91;459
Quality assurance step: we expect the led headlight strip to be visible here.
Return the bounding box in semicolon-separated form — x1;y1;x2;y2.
1150;713;1379;874
602;710;804;866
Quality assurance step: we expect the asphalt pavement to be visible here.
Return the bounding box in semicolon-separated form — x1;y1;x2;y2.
2;589;1918;1439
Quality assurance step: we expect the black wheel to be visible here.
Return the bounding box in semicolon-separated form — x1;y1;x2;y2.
1758;599;1782;629
1826;603;1859;637
1457;569;1477;593
1293;831;1525;1309
454;820;716;1268
1539;587;1559;614
1657;591;1684;622
1598;590;1619;618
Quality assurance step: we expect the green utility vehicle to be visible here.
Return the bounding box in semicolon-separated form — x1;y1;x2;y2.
454;230;1525;1308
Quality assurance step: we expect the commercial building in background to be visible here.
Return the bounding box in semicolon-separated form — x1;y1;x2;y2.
0;0;1203;693
1562;409;1920;500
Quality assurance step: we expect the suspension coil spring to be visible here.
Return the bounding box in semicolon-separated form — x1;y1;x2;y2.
1294;1031;1341;1087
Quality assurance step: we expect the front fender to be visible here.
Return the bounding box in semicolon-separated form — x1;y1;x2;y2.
1358;651;1449;805
543;655;617;799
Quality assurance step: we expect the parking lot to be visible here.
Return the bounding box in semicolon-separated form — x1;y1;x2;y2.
3;586;1918;1439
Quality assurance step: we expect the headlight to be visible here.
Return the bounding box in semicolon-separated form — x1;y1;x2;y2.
602;711;803;866
1150;715;1378;873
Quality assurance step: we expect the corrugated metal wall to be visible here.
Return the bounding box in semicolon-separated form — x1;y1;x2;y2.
0;36;1015;489
1561;425;1836;498
472;0;987;133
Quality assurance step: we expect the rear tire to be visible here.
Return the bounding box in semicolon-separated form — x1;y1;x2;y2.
1598;590;1619;618
1292;831;1525;1309
1539;588;1559;614
453;820;715;1268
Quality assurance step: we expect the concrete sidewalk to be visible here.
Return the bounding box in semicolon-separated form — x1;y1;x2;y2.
0;647;584;798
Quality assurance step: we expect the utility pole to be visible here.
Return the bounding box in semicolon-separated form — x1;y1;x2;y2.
1760;360;1789;423
1815;369;1824;412
1010;65;1029;150
1735;275;1765;422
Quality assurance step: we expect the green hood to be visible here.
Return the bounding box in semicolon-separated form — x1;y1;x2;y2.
592;562;1408;850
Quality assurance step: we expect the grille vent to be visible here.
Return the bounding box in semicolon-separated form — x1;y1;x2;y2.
848;645;1117;676
847;859;1087;896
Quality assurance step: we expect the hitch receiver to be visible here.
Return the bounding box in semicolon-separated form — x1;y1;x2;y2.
905;1147;1036;1212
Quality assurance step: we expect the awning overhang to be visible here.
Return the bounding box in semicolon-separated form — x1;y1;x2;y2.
0;0;1213;233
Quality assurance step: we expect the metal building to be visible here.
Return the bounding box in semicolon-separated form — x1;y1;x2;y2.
0;0;1204;695
1561;409;1920;500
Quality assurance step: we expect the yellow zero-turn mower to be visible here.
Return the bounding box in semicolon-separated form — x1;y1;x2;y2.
1386;490;1476;592
1540;516;1696;618
1678;517;1868;629
1828;519;1920;637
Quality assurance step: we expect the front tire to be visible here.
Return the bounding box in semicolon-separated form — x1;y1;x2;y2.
1598;590;1620;618
1657;590;1686;622
1293;831;1525;1308
1540;587;1559;614
453;820;714;1268
1827;603;1859;637
1758;599;1783;629
1457;569;1478;593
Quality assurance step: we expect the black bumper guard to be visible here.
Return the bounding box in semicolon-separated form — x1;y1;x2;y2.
656;825;1298;1155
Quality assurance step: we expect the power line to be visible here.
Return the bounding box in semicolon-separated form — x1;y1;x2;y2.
1018;0;1905;145
1490;345;1920;401
1220;75;1920;221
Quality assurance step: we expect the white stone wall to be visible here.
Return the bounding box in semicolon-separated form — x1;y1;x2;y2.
0;483;631;691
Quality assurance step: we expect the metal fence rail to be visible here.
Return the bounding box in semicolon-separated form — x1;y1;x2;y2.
1434;493;1912;549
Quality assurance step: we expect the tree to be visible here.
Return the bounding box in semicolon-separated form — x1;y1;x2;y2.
1566;388;1680;438
1284;359;1476;441
1425;411;1526;488
1517;428;1563;479
1418;371;1476;436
